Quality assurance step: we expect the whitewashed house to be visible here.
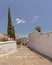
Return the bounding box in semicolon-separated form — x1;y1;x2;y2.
28;29;52;58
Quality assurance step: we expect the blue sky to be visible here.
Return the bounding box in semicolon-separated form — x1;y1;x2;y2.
0;0;52;35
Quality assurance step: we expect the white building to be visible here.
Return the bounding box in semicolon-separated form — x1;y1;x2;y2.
28;30;52;58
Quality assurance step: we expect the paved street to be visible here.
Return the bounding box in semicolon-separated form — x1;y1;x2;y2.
0;45;52;65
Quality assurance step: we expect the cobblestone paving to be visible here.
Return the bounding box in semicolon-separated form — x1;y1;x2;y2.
0;46;52;65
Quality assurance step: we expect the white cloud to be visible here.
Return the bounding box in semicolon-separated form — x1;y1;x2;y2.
16;18;26;24
16;18;20;21
16;16;39;24
22;20;26;23
35;16;39;18
32;16;39;22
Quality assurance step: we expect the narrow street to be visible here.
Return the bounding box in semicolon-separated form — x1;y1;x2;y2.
0;45;52;65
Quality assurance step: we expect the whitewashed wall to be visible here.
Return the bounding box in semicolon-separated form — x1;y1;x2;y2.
29;32;52;58
0;41;17;56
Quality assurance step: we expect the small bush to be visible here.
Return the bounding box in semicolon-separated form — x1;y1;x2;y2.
0;38;8;42
35;26;41;32
16;38;22;45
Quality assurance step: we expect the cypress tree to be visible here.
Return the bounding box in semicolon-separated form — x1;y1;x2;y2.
7;7;15;38
12;26;15;38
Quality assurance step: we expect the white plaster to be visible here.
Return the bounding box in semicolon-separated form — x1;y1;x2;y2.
29;32;52;58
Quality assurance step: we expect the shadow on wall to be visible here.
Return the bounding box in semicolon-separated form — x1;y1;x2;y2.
27;46;52;62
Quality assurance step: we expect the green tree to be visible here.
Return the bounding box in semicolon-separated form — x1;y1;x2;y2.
35;26;41;32
7;7;15;38
12;26;15;38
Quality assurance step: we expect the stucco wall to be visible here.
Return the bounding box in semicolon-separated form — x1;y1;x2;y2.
0;41;17;56
29;32;52;58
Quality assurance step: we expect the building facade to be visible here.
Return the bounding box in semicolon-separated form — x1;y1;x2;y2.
28;30;52;58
